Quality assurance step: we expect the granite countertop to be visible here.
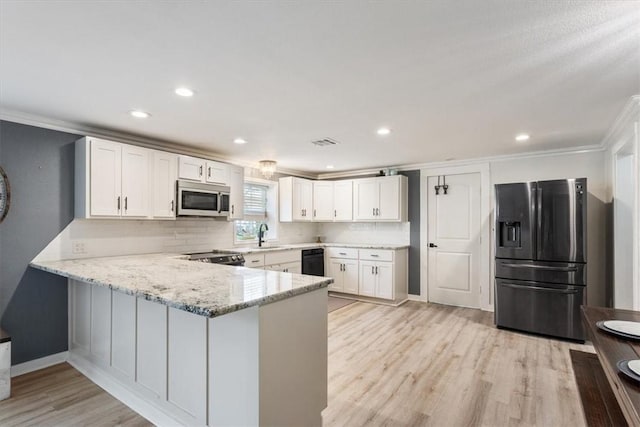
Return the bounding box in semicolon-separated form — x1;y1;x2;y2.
30;254;332;318
230;243;410;254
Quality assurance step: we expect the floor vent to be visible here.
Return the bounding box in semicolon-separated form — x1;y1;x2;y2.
311;138;340;147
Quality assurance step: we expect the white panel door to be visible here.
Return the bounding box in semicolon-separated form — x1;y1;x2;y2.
359;261;376;296
168;307;207;423
327;260;344;292
178;155;205;181
313;181;334;221
137;299;167;399
90;139;121;217
342;259;359;294
354;179;378;220
90;285;111;364
333;180;353;221
378;177;400;220
152;151;177;218
206;160;228;184
121;145;150;217
111;292;136;379
227;165;244;219
427;173;481;308
375;262;394;299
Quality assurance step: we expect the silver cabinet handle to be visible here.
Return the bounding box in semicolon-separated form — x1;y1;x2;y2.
371;254;379;257
334;210;337;217
208;167;211;178
375;266;378;274
314;209;316;217
199;165;203;176
124;196;128;211
376;208;380;216
171;200;174;212
339;252;347;255
251;260;260;263
117;196;121;211
231;205;234;215
371;266;375;274
372;208;375;216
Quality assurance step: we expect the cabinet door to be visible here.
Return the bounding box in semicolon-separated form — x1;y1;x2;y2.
327;260;344;292
90;139;122;217
333;180;353;221
359;261;376;296
152;151;177;218
378;177;400;220
227;165;244;219
313;181;334;221
206;160;228;184
342;259;359;294
178;155;205;182
121;145;150;217
354;179;378;220
375;262;394;299
281;261;302;274
293;178;313;221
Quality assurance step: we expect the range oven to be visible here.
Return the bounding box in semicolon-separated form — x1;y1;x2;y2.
177;180;230;217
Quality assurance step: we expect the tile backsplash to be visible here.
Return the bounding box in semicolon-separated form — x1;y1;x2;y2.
318;222;410;246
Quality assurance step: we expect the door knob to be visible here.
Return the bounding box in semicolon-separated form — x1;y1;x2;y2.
429;243;438;248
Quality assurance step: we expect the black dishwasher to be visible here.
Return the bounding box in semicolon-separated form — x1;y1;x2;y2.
302;248;325;276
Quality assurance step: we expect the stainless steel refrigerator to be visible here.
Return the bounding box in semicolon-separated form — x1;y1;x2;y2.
494;178;587;341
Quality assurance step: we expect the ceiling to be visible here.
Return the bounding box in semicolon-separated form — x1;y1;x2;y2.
1;1;639;174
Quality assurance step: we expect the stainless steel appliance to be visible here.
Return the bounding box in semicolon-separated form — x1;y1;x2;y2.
302;248;325;276
187;250;245;266
495;178;587;341
177;180;230;217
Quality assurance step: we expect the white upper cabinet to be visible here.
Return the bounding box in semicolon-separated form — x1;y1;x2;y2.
227;164;244;220
178;155;228;185
121;145;150;218
152;151;177;218
88;139;122;217
79;137;150;218
178;155;205;182
312;181;334;221
333;180;353;221
353;175;407;222
280;177;313;222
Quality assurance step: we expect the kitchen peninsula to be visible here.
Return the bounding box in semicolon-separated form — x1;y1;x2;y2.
30;254;332;427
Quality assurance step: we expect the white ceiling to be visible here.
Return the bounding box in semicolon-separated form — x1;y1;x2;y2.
1;1;639;173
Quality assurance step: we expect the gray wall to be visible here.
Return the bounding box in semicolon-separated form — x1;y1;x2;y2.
0;120;79;364
399;170;420;295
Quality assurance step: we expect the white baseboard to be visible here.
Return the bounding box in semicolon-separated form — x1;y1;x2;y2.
407;294;427;302
68;354;183;427
11;351;69;377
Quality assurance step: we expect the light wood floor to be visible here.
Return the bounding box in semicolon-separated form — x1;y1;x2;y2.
324;301;593;426
0;301;593;426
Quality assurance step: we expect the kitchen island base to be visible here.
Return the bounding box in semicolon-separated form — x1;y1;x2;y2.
68;279;328;426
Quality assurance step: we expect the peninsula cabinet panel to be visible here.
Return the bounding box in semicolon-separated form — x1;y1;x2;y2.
70;280;90;353
167;307;207;424
136;298;167;400
89;284;111;365
111;292;136;380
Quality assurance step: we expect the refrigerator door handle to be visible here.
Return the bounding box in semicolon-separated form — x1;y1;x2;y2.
501;283;579;294
500;263;578;272
536;185;542;259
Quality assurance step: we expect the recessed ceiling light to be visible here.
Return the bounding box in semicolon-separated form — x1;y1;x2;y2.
130;110;150;119
515;133;530;142
175;87;194;97
233;138;247;145
377;127;391;136
326;165;335;169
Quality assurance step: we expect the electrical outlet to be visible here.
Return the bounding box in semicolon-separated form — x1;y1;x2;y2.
72;241;87;254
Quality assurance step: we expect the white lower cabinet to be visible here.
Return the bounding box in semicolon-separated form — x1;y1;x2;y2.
137;298;167;400
328;259;358;294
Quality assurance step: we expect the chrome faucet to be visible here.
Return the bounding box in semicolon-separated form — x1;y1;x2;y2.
258;223;269;247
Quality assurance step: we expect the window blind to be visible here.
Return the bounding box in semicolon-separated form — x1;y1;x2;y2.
243;183;268;217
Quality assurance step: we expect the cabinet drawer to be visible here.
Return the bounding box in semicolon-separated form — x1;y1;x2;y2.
326;247;358;259
244;253;265;268
265;250;301;265
359;249;393;262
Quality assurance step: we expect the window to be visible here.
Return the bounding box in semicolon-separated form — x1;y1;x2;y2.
234;179;278;243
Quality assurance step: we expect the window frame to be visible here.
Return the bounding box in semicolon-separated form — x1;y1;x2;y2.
233;177;279;245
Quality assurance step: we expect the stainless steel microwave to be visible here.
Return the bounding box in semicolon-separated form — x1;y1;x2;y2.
177;180;230;217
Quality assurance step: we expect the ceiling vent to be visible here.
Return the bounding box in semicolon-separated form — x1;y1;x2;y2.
311;138;340;147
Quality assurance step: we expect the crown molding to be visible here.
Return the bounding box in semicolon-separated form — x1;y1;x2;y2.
599;95;640;150
316;143;604;179
0;108;315;179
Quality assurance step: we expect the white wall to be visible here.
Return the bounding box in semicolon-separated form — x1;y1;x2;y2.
34;219;318;262
490;150;608;307
613;154;635;308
